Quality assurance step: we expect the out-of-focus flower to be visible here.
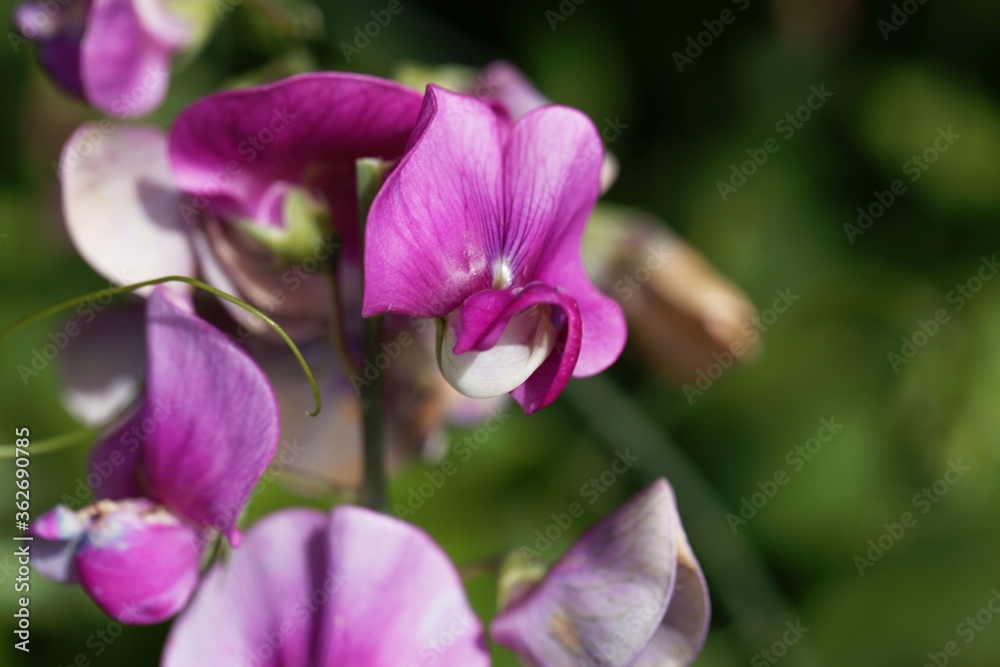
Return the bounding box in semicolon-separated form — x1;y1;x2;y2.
13;0;210;117
161;506;490;666
584;204;760;383
364;86;626;414
58;73;423;339
31;287;279;623
492;479;710;667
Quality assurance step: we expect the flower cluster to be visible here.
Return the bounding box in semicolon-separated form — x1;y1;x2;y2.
9;7;760;664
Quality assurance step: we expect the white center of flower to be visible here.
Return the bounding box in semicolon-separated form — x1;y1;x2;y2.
439;305;557;398
493;257;514;290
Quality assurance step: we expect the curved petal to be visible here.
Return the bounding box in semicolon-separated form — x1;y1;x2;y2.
30;505;88;584
492;479;683;667
162;509;328;667
88;407;147;500
633;529;711;667
16;1;87;97
169;72;423;225
141;287;279;543
477;60;552;120
74;499;203;624
81;0;174;117
60;124;195;291
502;106;625;377
363;85;502;318
446;283;581;414
319;506;490;666
57;303;146;427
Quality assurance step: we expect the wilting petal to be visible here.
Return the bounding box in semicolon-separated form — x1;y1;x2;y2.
58;303;146;427
162;509;328;667
363;86;502;318
31;505;88;583
444;283;581;414
319;506;489;666
140;287;279;543
503;107;625;378
492;479;688;667
169;73;423;226
81;0;175;117
74;499;203;624
61;124;195;289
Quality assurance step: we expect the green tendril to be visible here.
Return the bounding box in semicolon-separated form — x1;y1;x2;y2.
0;275;321;417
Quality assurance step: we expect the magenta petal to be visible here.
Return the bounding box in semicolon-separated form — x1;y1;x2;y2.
492;479;686;667
75;499;203;624
503;106;625;377
453;284;582;414
162;509;328;667
81;0;173;117
141;287;279;542
319;506;490;666
87;407;147;500
169;73;423;224
363;85;503;317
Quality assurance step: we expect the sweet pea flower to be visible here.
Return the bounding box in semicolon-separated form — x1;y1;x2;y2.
31;287;279;623
162;506;490;666
363;86;626;414
13;0;205;117
60;73;423;339
493;479;710;667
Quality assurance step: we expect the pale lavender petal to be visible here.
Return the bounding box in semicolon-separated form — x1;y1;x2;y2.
632;528;711;667
60;124;195;290
31;505;87;583
57;303;146;427
162;509;328;667
319;506;489;666
503;106;625;377
75;499;203;624
141;287;279;543
169;73;423;226
81;0;174;117
363;85;502;318
492;479;683;667
478;60;551;119
449;283;581;414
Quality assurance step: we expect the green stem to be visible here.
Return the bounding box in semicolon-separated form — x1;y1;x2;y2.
0;276;321;417
356;159;390;511
0;427;98;459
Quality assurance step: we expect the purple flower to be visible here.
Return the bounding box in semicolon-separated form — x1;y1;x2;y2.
492;479;710;667
14;0;199;117
59;73;423;338
162;506;490;666
31;287;280;623
363;86;626;414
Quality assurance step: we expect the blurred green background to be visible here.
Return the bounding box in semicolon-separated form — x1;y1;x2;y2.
3;0;1000;665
